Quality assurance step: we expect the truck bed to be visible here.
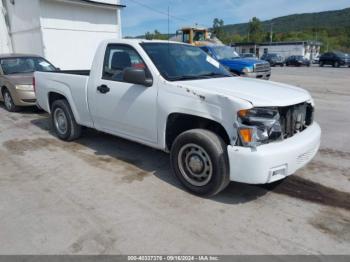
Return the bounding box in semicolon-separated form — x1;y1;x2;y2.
34;70;92;127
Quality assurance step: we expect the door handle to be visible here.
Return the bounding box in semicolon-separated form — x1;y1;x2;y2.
97;84;110;94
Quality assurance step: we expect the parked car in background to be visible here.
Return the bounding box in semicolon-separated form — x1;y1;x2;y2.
35;39;320;197
241;53;257;59
319;52;350;67
201;45;271;80
312;55;320;64
0;54;57;112
285;56;311;67
260;53;285;67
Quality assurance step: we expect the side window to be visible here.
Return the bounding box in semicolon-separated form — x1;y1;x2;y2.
103;44;146;82
201;47;209;53
201;47;214;57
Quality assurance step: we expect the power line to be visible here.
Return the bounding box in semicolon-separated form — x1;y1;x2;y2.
124;0;208;28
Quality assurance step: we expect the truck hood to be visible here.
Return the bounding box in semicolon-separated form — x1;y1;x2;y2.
219;58;264;67
174;77;311;107
4;73;33;85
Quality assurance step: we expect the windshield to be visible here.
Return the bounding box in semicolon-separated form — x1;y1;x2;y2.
211;46;240;60
141;43;232;81
0;57;56;75
335;52;347;58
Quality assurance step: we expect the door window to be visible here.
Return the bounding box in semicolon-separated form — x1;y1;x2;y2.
103;45;146;82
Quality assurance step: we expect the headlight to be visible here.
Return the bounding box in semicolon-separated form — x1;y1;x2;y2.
236;108;282;147
15;84;34;91
242;66;254;74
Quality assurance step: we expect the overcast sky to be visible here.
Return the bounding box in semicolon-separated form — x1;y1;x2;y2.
120;0;350;37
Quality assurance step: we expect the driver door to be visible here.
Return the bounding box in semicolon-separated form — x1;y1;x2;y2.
88;44;158;144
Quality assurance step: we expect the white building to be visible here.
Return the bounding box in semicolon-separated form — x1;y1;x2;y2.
0;0;124;69
232;41;321;60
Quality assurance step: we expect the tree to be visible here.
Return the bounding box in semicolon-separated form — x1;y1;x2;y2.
248;17;264;43
144;30;168;40
212;18;225;39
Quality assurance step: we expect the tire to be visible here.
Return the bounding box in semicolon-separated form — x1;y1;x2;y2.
319;61;324;67
170;129;230;197
2;88;20;112
51;99;82;141
334;61;340;68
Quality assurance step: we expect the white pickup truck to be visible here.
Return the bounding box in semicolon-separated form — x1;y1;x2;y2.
35;39;321;196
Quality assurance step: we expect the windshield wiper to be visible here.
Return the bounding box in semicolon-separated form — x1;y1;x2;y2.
169;75;203;81
169;73;230;81
8;71;34;75
197;73;230;78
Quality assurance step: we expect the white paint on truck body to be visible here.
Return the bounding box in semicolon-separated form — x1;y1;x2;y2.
35;39;321;185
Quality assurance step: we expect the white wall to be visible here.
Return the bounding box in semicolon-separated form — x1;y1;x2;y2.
0;0;13;53
1;0;122;69
40;0;121;69
2;0;44;55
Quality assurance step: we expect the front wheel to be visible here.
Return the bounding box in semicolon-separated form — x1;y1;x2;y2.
170;129;230;197
51;99;82;141
2;88;20;112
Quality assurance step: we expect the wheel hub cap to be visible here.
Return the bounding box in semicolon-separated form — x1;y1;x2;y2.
188;155;204;173
178;143;213;187
4;92;12;109
54;108;68;135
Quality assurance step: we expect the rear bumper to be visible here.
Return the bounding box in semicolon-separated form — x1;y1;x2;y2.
244;70;271;80
227;122;321;184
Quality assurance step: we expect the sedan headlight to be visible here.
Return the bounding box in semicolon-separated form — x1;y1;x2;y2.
236;108;283;147
242;66;254;74
15;84;34;91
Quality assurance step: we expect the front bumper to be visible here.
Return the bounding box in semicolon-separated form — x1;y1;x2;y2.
227;122;321;184
12;90;36;106
244;70;271;80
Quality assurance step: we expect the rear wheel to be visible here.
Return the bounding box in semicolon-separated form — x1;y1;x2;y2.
170;129;230;197
51;99;82;141
2;88;20;112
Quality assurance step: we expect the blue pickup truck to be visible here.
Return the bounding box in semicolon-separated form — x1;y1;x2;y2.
200;45;271;80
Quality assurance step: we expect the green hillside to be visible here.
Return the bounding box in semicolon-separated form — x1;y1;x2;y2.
222;7;350;34
135;7;350;52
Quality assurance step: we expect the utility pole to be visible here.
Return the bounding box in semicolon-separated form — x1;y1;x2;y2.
270;22;273;44
167;6;170;40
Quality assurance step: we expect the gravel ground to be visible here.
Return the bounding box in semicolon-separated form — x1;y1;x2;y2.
0;65;349;254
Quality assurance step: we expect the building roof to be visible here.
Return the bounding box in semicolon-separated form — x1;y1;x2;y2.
72;0;126;8
232;40;322;47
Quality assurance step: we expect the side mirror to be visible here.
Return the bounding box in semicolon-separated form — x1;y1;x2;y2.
123;68;153;87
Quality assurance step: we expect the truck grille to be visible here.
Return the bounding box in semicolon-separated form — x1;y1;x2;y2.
255;63;271;72
278;102;314;139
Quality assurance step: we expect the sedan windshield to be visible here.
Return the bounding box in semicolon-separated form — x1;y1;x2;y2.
211;46;240;60
141;43;231;81
335;52;348;58
0;57;56;75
